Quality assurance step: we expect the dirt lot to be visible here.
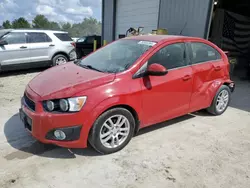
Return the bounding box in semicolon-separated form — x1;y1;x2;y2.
0;70;250;188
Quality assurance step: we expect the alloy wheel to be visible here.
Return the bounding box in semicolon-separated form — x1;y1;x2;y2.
99;115;130;149
55;57;67;65
216;89;229;112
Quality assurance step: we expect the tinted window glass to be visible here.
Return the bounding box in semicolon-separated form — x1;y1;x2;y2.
190;42;221;64
148;43;186;69
28;32;52;43
86;37;94;44
54;33;72;41
3;32;26;44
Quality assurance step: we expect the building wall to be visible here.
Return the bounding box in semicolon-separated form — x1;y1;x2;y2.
102;0;213;42
158;0;214;38
115;0;160;39
102;0;116;43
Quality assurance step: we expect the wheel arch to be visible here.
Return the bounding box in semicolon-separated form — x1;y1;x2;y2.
51;51;69;61
207;79;234;107
223;80;235;92
101;104;140;135
87;100;141;142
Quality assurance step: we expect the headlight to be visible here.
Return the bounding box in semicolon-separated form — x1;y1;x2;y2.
44;96;87;112
59;99;69;112
68;96;87;112
46;100;55;111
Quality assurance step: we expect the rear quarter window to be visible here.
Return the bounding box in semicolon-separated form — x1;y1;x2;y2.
53;33;72;41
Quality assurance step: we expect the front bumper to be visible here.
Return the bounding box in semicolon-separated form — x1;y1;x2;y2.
19;88;91;148
45;125;82;141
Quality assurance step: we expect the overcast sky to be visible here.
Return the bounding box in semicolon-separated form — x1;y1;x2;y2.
0;0;102;24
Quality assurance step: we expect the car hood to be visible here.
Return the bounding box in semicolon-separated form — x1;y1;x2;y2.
28;62;115;100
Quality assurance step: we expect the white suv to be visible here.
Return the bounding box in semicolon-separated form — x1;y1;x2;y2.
0;29;77;71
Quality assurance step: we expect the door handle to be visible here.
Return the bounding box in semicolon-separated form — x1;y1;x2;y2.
20;46;27;49
214;66;221;71
49;44;55;47
182;75;191;81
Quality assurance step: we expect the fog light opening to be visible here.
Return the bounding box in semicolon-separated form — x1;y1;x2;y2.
54;130;66;140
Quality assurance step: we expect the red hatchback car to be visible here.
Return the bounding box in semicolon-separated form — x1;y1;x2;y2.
20;35;235;154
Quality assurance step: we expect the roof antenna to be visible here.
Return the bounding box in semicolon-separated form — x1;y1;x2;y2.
179;21;188;35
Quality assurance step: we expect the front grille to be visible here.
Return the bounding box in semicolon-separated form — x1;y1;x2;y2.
24;93;36;111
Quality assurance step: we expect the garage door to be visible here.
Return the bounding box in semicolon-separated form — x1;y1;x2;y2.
115;0;160;39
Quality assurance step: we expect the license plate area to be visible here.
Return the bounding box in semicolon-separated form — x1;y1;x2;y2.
19;108;32;132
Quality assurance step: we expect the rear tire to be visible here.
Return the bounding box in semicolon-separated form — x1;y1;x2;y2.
88;108;135;154
207;85;231;115
52;54;68;66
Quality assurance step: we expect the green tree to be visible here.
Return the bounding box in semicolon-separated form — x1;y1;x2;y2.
12;17;30;28
61;22;72;31
49;21;60;30
1;15;102;38
2;20;12;29
32;14;51;28
67;17;101;37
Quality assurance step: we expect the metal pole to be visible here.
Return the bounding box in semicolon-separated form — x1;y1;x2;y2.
93;40;97;51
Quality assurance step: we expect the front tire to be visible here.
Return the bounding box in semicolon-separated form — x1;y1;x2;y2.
88;108;135;154
207;85;231;115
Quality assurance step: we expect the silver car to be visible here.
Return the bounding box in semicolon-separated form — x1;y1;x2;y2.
0;29;77;71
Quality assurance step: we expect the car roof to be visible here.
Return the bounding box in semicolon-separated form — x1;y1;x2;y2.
10;29;68;33
0;29;13;32
124;35;200;42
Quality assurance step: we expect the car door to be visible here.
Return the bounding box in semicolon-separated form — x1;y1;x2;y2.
27;32;53;64
140;41;193;127
0;32;30;67
187;41;223;112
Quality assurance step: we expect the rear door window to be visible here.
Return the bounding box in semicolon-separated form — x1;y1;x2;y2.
190;42;222;64
27;32;52;43
54;33;72;41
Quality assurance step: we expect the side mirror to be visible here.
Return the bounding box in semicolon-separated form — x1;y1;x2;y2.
0;40;7;46
147;63;168;76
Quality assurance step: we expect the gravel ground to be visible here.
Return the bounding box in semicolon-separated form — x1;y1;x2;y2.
0;69;250;188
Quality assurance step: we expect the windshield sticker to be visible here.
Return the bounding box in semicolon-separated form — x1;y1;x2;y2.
138;41;156;46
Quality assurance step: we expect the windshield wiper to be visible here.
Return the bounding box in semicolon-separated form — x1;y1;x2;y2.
80;64;104;72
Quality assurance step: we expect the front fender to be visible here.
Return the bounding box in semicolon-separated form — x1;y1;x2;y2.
80;96;142;146
90;96;142;122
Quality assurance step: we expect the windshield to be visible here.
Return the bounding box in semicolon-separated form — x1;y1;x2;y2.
0;30;9;38
79;39;156;73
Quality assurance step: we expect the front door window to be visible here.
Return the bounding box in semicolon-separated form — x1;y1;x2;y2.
148;43;187;69
2;32;26;45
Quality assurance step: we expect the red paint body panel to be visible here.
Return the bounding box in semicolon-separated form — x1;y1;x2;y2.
189;62;215;112
148;63;167;73
185;38;231;112
140;67;193;127
22;35;233;148
29;62;115;100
